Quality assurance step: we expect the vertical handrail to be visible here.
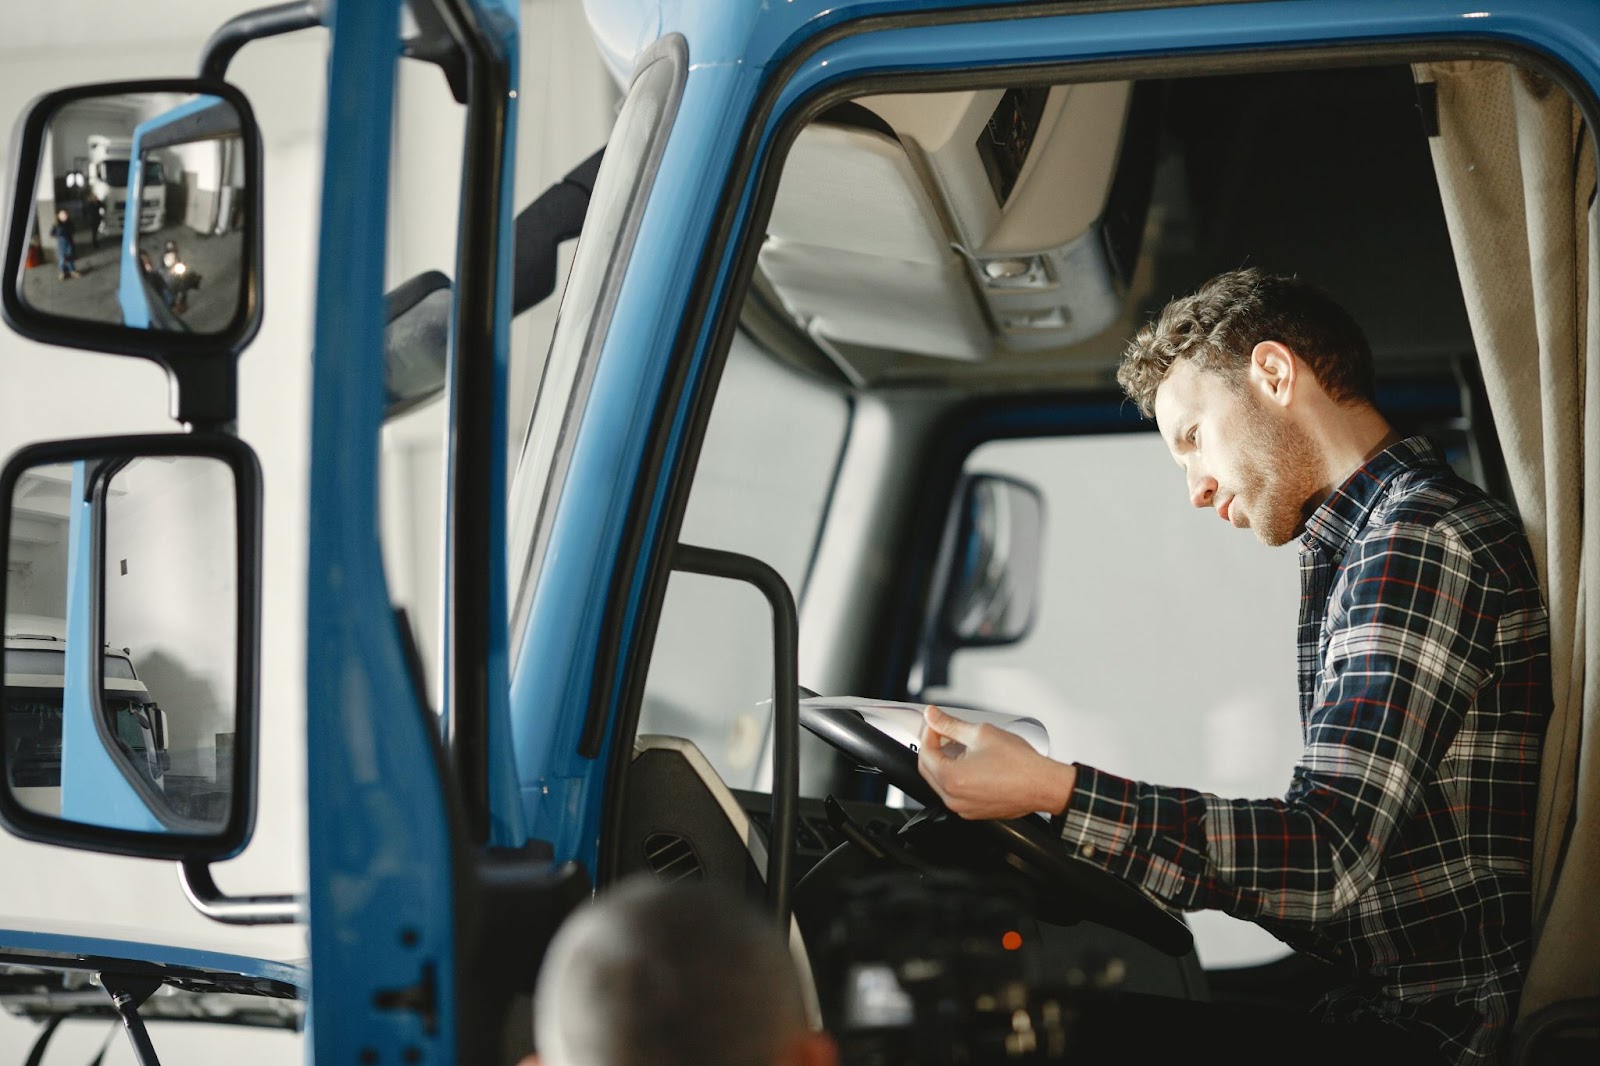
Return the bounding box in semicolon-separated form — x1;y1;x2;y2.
670;544;799;931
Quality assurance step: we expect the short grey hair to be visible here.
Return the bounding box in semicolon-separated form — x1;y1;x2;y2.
534;877;808;1066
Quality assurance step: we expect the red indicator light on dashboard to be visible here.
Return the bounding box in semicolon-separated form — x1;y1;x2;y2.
1002;930;1023;951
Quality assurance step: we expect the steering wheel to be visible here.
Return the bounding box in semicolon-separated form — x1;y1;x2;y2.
800;703;1194;957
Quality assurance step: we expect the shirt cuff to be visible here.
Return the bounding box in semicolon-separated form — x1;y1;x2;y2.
1053;764;1137;862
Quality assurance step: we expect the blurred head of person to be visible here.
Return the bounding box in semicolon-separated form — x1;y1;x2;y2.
529;877;835;1066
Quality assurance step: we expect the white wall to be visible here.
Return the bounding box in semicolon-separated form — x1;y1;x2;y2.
7;476;71;621
169;138;221;189
102;456;239;773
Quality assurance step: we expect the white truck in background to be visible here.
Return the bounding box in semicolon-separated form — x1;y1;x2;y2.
86;133;165;236
2;616;166;815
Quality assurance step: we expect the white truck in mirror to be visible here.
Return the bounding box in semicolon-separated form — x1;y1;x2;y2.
87;133;166;236
2;615;167;816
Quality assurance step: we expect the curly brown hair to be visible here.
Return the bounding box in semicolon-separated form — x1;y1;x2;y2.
1116;269;1376;417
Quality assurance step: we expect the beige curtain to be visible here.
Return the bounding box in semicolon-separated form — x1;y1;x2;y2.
1414;60;1600;1026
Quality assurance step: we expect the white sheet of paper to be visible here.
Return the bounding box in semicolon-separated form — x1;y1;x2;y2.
799;696;1050;759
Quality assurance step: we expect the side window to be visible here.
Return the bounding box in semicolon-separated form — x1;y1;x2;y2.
929;432;1302;969
638;333;851;789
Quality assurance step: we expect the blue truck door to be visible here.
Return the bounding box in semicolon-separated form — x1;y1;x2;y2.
301;1;568;1063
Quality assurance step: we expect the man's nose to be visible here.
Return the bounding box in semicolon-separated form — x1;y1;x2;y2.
1188;469;1217;508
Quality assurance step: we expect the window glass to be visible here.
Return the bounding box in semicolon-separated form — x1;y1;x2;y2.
931;432;1303;969
508;50;681;646
638;334;851;788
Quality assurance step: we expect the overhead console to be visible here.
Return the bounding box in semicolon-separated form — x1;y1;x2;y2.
759;81;1155;373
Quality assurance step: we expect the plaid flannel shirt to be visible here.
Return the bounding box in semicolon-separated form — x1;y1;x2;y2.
1057;436;1551;1065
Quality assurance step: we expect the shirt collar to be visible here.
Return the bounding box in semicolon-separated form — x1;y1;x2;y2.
1300;435;1444;556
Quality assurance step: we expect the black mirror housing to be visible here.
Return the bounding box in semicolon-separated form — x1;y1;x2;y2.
1;80;264;427
0;434;263;862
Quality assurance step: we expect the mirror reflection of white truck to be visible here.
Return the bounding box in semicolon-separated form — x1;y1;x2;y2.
86;133;166;236
3;617;167;817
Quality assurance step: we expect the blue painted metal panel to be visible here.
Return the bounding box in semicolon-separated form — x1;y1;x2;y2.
446;0;527;849
513;59;754;863
118;95;224;328
515;0;1600;877
0;924;305;991
117;143;149;327
304;0;458;1058
59;461;162;832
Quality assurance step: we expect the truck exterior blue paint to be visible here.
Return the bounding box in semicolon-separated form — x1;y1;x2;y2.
440;0;528;851
512;54;751;864
304;0;460;1057
0;923;306;991
59;461;163;832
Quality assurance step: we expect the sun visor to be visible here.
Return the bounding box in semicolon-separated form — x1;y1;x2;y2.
762;121;990;361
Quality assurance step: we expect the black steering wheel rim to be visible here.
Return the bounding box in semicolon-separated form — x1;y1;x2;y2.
800;702;1194;957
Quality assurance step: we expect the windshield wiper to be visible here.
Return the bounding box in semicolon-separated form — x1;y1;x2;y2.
99;973;164;1066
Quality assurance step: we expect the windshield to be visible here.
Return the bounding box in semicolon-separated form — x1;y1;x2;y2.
4;690;63;786
3;687;160;789
96;160;164;188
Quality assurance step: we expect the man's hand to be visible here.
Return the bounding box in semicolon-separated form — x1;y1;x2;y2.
917;705;1076;820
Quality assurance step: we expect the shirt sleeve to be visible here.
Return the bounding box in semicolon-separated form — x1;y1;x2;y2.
1056;522;1504;926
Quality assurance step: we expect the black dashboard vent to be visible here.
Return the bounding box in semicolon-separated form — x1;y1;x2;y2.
643;831;704;883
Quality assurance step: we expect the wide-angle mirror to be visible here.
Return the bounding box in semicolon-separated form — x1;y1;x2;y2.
0;435;261;860
18;91;248;332
2;80;262;383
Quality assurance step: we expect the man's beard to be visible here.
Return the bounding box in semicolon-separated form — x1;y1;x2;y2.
1233;399;1324;547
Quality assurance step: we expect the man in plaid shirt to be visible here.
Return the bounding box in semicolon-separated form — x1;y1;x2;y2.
917;269;1551;1065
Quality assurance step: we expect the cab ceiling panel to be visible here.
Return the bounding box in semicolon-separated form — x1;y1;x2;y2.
759;83;1141;373
761;119;991;361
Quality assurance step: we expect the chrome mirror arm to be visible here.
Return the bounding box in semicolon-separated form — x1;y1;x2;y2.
177;859;302;925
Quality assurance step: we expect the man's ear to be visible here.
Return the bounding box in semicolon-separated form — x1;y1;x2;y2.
1249;340;1296;408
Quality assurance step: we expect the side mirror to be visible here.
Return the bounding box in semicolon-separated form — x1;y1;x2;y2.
911;473;1045;693
942;474;1045;644
1;80;263;426
0;435;261;861
383;270;452;420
